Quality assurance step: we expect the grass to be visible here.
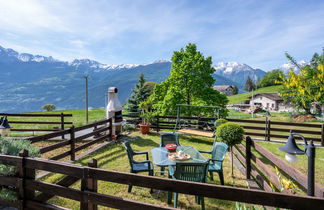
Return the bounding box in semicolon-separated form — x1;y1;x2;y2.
227;85;282;104
43;132;249;210
7;109;105;137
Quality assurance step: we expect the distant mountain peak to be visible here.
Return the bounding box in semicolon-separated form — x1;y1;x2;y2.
0;45;56;63
279;60;308;73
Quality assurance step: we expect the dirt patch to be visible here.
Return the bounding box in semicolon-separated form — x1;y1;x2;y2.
293;114;316;122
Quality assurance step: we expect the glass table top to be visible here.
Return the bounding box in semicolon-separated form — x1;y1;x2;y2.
151;146;207;166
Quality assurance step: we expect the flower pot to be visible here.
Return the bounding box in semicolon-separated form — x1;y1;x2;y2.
139;124;151;134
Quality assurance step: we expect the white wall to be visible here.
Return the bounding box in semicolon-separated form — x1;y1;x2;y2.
250;96;278;110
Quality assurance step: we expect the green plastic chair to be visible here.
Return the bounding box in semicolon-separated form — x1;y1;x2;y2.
168;162;208;210
200;141;228;185
159;133;180;175
160;133;180;147
123;141;154;192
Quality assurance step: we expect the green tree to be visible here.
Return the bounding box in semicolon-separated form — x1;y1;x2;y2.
144;81;157;95
125;73;151;113
232;85;239;95
149;43;228;116
279;51;324;114
244;76;256;91
42;104;56;111
257;69;284;88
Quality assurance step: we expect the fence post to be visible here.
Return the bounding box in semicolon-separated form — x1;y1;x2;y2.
156;116;160;132
81;159;98;210
109;118;113;141
18;149;35;209
321;124;324;147
267;120;271;141
246;136;252;179
61;112;65;139
70;126;75;161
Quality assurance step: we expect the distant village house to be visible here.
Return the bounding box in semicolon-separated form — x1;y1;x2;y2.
248;93;293;112
213;85;235;96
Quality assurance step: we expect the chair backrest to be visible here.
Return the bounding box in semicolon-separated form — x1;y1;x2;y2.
160;133;180;147
211;142;228;162
123;142;135;166
173;162;208;183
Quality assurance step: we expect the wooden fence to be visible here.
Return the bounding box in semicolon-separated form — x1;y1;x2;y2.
27;118;113;161
124;114;324;146
0;150;324;210
0;113;73;133
233;136;324;198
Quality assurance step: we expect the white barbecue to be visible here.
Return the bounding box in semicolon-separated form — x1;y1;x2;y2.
106;87;123;138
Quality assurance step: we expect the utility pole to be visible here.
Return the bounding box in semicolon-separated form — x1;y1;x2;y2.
251;88;254;118
84;75;89;124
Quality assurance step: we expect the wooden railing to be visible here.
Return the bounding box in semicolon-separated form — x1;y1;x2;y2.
124;114;324;145
233;136;324;198
0;151;324;210
27;118;113;161
0;113;73;133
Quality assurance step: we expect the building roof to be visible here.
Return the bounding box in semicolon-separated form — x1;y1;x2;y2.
249;93;283;101
213;85;234;91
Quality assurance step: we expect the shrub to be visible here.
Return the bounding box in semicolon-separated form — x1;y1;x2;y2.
0;138;40;200
42;104;56;111
216;122;244;146
214;118;228;131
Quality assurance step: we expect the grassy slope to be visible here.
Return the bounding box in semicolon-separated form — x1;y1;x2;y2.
228;85;282;104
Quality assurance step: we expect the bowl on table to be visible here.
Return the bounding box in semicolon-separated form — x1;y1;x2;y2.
165;144;177;153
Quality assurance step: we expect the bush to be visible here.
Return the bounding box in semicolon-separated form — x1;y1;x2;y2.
214;118;228;131
42;104;56;111
0;138;40;201
216;122;244;146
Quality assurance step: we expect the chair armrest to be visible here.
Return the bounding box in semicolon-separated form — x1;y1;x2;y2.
208;158;223;163
199;150;212;154
133;151;149;160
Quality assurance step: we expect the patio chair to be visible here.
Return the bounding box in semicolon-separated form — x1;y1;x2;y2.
159;133;180;175
168;162;208;210
199;141;228;185
160;133;180;147
123;141;154;192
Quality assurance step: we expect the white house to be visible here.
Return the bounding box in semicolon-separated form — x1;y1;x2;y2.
213;85;235;96
249;93;284;111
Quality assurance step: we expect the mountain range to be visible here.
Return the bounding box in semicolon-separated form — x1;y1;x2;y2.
0;45;267;113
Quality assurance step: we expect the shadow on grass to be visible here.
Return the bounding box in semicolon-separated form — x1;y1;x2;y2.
127;136;160;147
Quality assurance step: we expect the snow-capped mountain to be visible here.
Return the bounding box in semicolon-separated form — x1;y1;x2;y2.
0;46;56;63
0;45;266;113
278;60;307;73
213;62;266;88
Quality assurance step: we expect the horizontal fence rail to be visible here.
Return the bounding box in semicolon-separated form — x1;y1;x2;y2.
27;118;113;161
124;114;324;145
233;137;324;198
1;113;73;133
0;153;323;209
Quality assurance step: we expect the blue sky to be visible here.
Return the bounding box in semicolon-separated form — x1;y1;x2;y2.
0;0;323;71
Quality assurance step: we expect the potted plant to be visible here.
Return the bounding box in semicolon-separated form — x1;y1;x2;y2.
216;122;244;177
139;100;155;134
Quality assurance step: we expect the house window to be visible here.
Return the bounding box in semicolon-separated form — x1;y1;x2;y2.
260;97;262;100
272;103;274;108
266;103;269;108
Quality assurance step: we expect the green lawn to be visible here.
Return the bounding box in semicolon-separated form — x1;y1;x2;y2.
227;85;282;104
43;132;249;210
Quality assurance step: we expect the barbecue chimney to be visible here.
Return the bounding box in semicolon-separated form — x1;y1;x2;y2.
106;87;123;138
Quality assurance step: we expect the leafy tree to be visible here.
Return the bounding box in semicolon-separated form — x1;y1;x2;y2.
257;69;284;88
149;43;228;117
279;51;324;114
144;81;157;95
244;76;256;91
42;104;56;111
125;73;151;113
232;85;239;95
